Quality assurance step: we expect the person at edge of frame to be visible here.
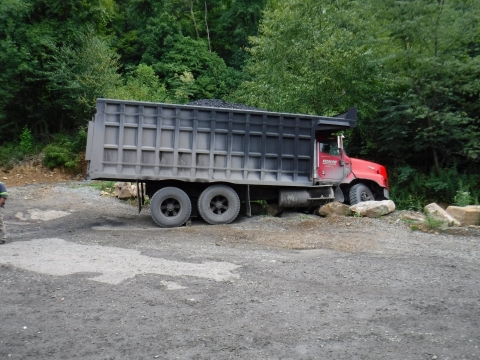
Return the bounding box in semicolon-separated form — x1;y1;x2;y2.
0;181;8;244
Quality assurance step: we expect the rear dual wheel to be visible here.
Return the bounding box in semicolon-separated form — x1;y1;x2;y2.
198;185;240;225
150;185;241;227
150;187;191;228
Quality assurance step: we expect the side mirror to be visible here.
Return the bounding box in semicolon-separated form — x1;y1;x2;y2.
337;135;344;150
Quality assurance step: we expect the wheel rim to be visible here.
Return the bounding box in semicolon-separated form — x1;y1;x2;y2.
160;197;182;218
210;195;228;215
360;191;372;202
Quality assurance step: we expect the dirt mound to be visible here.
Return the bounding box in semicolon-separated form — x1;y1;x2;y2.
1;160;83;187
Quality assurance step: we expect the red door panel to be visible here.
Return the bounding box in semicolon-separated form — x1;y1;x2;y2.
317;138;344;182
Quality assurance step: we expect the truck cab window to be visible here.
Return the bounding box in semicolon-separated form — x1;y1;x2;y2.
320;139;340;156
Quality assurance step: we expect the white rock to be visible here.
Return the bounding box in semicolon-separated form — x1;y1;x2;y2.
315;202;352;217
446;205;480;226
424;203;461;227
349;200;396;218
114;182;137;199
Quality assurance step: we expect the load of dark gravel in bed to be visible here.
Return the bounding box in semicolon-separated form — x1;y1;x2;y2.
187;99;264;111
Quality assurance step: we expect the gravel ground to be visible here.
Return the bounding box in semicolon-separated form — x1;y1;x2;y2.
0;182;479;360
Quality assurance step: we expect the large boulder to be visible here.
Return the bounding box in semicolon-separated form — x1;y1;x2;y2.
446;205;480;226
315;202;352;217
350;200;396;218
114;182;137;199
424;203;461;227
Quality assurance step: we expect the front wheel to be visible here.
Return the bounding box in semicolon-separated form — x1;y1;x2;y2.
349;183;374;205
150;187;191;228
198;185;240;225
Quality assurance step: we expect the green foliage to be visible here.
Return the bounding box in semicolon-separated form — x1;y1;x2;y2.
171;72;196;104
19;126;34;154
352;0;480;171
453;180;477;206
352;211;363;218
390;166;480;210
423;212;446;231
45;29;122;123
107;64;169;102
43;144;78;169
453;190;473;207
1;0;258;145
0;143;24;170
42;132;86;169
87;180;116;192
410;224;419;232
211;0;267;68
235;0;386;116
148;34;244;102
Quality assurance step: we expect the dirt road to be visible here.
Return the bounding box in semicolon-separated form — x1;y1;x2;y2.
0;182;479;359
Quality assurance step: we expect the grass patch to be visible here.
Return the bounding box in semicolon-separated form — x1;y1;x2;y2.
423;212;446;231
87;181;116;192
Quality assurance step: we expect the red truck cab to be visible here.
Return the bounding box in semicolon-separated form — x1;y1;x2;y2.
316;135;389;204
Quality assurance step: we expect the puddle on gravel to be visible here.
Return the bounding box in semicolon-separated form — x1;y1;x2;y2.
15;209;71;222
0;238;241;285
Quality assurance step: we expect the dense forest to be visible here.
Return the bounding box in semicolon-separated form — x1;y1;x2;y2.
0;0;479;208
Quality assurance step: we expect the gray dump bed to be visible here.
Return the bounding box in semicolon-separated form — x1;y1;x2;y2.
86;99;355;186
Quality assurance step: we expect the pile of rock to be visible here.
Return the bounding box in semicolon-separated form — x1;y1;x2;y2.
425;203;480;227
316;200;396;218
314;200;479;228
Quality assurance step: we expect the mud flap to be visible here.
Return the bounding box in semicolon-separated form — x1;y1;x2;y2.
334;186;344;202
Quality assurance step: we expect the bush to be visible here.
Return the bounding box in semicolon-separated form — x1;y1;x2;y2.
43;144;79;169
424;212;446;230
19;126;34;154
390;166;480;209
42;130;86;169
453;190;472;207
0;142;23;170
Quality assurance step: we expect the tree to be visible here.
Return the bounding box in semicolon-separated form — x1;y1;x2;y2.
359;0;480;171
0;0;119;141
106;64;169;102
235;0;386;117
44;29;122;128
146;33;244;101
211;0;267;68
0;0;36;141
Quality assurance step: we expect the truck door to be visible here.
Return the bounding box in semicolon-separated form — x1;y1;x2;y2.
317;136;346;182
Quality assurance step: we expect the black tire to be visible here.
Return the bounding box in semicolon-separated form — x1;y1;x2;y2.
198;185;240;225
150;187;191;228
349;183;374;205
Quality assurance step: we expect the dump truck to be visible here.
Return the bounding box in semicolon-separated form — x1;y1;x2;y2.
86;98;389;227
